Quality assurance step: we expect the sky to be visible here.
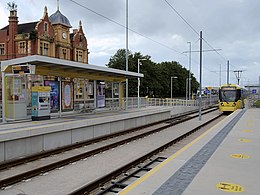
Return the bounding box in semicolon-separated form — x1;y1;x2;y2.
0;0;260;87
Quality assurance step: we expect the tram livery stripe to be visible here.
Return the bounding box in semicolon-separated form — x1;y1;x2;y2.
153;109;246;195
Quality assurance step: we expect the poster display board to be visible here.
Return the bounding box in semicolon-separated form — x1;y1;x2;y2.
62;81;74;110
96;82;105;108
6;76;27;119
87;82;93;96
44;80;60;112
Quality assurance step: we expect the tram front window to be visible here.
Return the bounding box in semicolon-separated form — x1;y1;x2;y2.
220;90;237;102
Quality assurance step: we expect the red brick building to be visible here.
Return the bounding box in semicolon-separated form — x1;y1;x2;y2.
0;6;89;63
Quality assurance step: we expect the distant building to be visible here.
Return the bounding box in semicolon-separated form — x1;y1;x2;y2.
0;5;89;104
0;6;89;63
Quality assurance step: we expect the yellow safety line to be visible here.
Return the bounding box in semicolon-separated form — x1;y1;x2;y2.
119;111;238;195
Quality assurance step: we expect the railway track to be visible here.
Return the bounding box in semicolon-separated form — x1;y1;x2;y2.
0;106;220;190
69;111;223;195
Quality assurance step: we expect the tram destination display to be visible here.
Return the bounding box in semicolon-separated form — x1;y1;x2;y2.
12;64;35;74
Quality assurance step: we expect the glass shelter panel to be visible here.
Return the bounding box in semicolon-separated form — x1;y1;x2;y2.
4;75;29;120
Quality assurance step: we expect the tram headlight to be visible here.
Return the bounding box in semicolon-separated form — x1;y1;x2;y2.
232;103;236;107
221;103;224;106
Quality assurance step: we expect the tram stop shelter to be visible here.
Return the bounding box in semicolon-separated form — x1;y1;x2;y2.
1;55;143;123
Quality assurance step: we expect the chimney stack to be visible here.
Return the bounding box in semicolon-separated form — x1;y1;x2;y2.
73;29;77;34
8;7;19;59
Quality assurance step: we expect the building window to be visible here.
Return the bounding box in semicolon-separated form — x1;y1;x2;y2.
44;43;49;55
76;50;83;62
18;41;26;54
62;48;67;59
44;22;48;32
0;44;5;55
40;42;49;56
40;42;43;55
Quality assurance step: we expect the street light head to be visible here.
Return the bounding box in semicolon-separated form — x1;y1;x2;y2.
138;58;147;66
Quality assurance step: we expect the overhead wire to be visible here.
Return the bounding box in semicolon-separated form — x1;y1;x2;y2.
68;0;241;78
163;0;240;71
68;0;186;56
164;0;200;37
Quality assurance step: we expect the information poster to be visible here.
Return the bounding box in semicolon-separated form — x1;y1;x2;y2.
87;82;93;95
44;80;60;111
10;77;21;96
62;81;73;110
96;82;105;108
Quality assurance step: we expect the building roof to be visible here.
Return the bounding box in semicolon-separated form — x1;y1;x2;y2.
17;22;38;33
1;21;38;34
49;10;72;28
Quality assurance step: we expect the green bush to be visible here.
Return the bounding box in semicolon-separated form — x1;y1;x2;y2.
254;100;260;107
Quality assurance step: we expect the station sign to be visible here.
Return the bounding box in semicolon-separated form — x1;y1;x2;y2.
12;64;36;74
252;89;257;94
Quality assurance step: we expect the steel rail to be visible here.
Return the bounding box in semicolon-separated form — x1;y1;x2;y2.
0;106;217;171
0;107;218;188
69;113;223;195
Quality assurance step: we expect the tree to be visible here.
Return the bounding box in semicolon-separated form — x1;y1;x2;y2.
107;49;199;98
107;49;157;97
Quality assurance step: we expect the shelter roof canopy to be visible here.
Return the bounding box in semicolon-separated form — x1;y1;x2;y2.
1;55;143;82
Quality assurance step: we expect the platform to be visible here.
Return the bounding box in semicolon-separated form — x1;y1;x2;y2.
119;108;260;195
0;106;198;162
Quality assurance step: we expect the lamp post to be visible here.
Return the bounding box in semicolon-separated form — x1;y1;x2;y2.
171;76;178;99
187;42;192;100
186;78;191;106
186;78;192;100
138;59;147;108
125;0;129;110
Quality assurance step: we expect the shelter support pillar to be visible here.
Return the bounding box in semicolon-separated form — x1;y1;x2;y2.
119;82;125;110
1;71;6;123
94;80;97;108
58;77;62;118
83;79;86;108
112;82;114;108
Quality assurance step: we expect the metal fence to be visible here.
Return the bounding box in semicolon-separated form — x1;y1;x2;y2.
0;95;219;122
124;95;219;109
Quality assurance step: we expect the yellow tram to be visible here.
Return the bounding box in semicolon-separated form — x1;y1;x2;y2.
219;84;248;112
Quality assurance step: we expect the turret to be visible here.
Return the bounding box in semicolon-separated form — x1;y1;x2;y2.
8;3;19;59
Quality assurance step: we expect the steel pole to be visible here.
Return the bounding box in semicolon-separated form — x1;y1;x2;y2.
186;78;188;105
137;59;140;108
185;78;189;102
199;31;203;121
171;77;173;100
188;42;192;100
1;71;6;123
125;0;129;110
220;64;221;86
227;60;229;85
